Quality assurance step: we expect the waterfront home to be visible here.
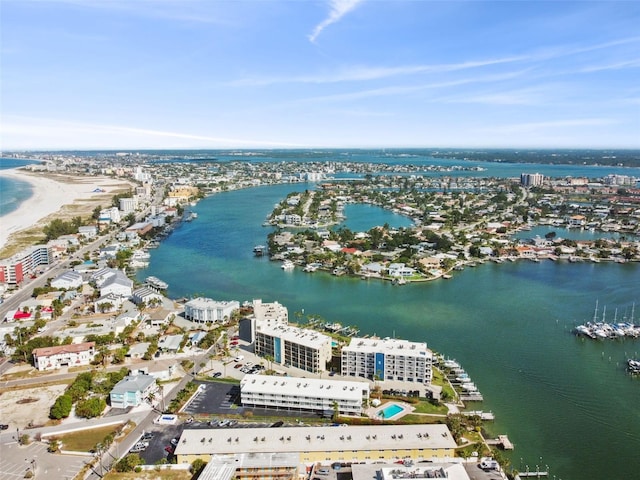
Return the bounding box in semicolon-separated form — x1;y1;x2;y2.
361;262;386;276
33;341;96;371
131;286;164;306
388;263;416;278
109;373;156;409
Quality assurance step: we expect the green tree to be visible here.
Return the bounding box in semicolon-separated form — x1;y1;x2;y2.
114;453;143;472
75;397;106;418
191;458;207;477
49;394;73;419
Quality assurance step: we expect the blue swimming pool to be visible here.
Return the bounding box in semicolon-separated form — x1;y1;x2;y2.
379;403;404;419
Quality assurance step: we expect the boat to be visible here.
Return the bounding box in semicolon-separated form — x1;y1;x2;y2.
146;276;169;290
281;260;295;270
303;263;318;272
253;245;266;257
442;274;452;279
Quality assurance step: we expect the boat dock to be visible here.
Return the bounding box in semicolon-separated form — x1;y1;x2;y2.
486;434;514;450
462;410;494;420
516;471;548;478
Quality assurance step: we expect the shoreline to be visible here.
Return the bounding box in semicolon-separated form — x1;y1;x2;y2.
0;168;132;253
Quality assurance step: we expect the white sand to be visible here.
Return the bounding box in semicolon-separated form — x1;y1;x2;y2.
0;168;132;250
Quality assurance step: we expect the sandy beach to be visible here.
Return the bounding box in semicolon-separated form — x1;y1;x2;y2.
0;168;133;252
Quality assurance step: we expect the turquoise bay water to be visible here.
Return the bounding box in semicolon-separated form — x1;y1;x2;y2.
139;183;640;479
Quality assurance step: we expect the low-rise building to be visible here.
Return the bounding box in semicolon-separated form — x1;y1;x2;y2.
184;298;240;323
173;424;457;466
255;323;332;374
32;341;96;371
109;374;156;409
50;270;83;290
240;374;369;416
342;337;433;384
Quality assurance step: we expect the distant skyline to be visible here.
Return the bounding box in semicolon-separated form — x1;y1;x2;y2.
1;0;639;150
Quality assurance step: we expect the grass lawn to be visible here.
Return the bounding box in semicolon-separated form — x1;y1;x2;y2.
412;401;449;415
55;424;123;452
104;470;192;480
431;368;456;401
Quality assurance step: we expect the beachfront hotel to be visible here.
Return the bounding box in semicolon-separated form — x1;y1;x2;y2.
255;323;332;374
184;298;240;323
0;245;52;284
32;341;96;371
173;424;457;466
341;337;433;384
240;374;369;416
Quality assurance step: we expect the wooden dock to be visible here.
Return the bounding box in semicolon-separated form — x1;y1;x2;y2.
517;471;548;478
486;434;514;450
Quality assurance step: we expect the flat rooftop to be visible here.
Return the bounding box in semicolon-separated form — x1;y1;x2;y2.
256;323;332;349
346;337;432;357
241;374;369;401
174;424;456;456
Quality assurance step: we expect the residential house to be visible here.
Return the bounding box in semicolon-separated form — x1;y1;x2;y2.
33;341;96;371
109;374;156;409
50;270;83;290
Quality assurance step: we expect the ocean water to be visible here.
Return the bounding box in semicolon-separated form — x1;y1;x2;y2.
0;158;39;217
138;182;640;479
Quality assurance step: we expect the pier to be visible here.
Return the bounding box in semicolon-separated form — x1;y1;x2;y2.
516;471;548;478
486;434;514;450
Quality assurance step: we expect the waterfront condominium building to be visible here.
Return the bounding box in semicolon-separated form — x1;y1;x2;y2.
184;297;240;323
252;298;289;327
255;323;332;374
240;374;369;416
341;337;433;384
520;172;544;187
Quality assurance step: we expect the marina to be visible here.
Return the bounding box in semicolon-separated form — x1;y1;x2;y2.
573;301;639;340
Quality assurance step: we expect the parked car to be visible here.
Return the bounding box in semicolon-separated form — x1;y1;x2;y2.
164;446;174;454
141;432;154;441
0;424;9;430
213;372;222;378
170;437;179;446
218;419;231;427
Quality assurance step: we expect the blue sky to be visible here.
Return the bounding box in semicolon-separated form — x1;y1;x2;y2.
1;0;639;150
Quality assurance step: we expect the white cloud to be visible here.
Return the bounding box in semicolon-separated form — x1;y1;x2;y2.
0;116;301;150
308;0;365;44
481;118;618;135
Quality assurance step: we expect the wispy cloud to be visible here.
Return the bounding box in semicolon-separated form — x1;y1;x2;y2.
1;116;301;149
579;59;640;73
228;56;527;87
292;69;530;104
308;0;365;44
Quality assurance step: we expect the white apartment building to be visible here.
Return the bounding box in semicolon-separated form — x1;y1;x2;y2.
253;299;288;327
32;341;96;371
184;298;240;323
240;374;369;416
255;324;332;374
341;337;433;384
119;197;137;214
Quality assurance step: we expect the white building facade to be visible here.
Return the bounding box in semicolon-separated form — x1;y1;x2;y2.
341;337;433;384
255;324;332;374
32;341;96;371
184;298;240;323
241;374;369;416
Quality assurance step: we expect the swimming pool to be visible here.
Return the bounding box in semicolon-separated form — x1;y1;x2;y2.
379;403;404;419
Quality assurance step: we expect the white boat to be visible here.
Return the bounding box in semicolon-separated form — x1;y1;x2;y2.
146;276;169;289
281;260;295;270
